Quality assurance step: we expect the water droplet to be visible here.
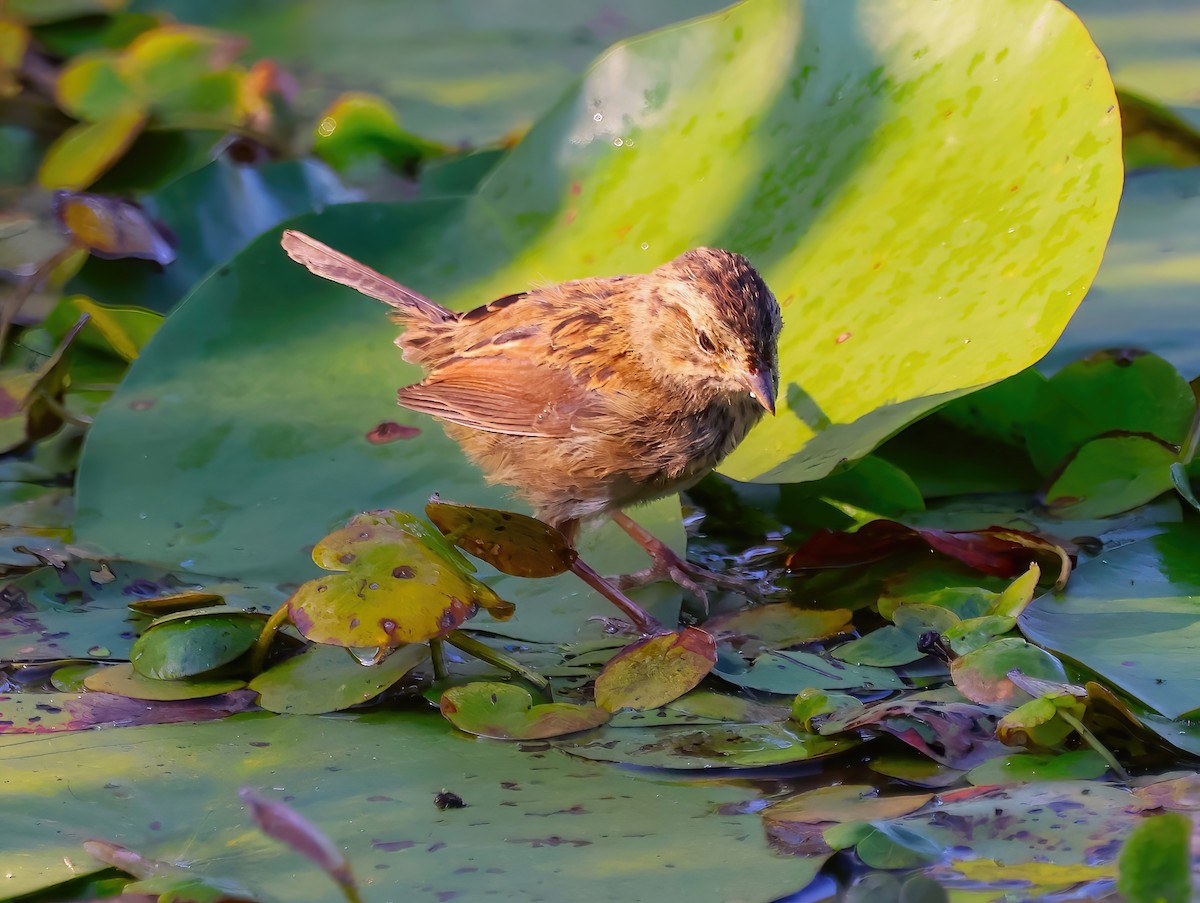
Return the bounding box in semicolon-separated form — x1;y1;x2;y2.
138;513;147;520
613;137;623;147
640;242;649;250
87;646;110;657
593;112;603;122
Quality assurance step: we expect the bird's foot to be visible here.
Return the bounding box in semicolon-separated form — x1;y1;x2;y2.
613;552;762;610
609;512;763;610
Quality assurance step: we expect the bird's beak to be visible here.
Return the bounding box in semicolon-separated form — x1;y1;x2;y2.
743;367;776;415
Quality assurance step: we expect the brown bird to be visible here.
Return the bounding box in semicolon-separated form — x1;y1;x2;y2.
280;230;782;600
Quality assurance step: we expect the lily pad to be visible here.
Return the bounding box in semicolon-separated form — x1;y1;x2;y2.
1020;520;1200;719
250;642;429;715
950;637;1068;705
83;662;246;700
1042;432;1179;520
714;649;904;695
0;688;256;733
964;749;1110;785
593;627;717;712
439;681;609;740
288;513;508;648
2;711;813;901
425;498;577;578
131;607;264;679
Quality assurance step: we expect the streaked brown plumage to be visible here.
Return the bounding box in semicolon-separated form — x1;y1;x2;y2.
281;230;782;592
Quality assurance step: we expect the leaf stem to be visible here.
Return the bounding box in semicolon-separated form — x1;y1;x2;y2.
429;637;448;681
1058;709;1131;783
443;630;549;690
249;603;292;675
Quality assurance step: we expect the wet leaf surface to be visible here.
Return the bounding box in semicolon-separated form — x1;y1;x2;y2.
1042;432;1179;519
819;689;1010;770
439;681;610;740
594;627;717;712
425;498;576;578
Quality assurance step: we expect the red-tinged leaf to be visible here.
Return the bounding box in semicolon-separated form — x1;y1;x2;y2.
950;637;1068;705
594;627;717;712
54;191;175;263
787;519;1072;588
239;787;358;896
439;681;609;740
0;689;255;733
290;511;510;648
425;498;577;578
819;689;1010;769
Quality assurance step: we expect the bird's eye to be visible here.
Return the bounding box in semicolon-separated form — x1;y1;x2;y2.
697;331;716;353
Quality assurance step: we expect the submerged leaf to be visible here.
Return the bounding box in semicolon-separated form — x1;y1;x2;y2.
704;604;851;655
440;681;609;740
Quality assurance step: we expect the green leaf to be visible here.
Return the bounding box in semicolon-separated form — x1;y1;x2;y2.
83;662;246;700
1042;433;1179;519
1020;520;1200;719
439;681;609;739
950;637;1067;705
313;92;445;172
965;749;1109;785
250;642;429;715
131;608;264;679
714;649;904;695
38;110;145;190
55;51;139;121
1027;351;1194;475
1117;813;1193;903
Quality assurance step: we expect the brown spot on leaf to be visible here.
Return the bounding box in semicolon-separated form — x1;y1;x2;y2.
392;566;415;579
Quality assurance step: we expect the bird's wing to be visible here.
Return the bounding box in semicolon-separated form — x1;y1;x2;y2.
396;356;599;438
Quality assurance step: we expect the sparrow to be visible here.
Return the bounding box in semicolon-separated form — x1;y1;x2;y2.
281;230;782;597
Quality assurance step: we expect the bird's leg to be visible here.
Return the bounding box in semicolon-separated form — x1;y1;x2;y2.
610;511;760;605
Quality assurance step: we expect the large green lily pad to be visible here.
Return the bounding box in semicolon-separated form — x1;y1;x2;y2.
1020;519;1200;720
0;711;818;901
75;0;1120;649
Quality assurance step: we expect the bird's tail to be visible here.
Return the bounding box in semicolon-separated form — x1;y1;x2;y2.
280;230;455;324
